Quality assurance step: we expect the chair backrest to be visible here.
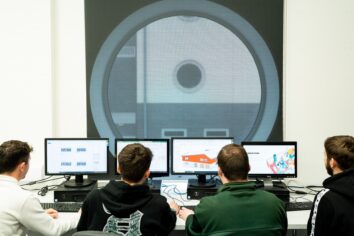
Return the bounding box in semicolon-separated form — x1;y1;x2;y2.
72;231;117;236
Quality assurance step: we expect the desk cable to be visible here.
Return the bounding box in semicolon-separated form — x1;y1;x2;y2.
21;175;70;196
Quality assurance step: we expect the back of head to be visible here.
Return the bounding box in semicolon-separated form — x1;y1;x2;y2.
118;143;152;182
0;140;33;174
217;143;250;181
325;135;354;171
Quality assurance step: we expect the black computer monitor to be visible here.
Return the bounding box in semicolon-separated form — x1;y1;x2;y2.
45;138;109;188
172;137;234;187
241;141;297;186
115;139;169;178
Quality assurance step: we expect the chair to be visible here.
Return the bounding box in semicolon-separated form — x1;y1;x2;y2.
72;231;117;236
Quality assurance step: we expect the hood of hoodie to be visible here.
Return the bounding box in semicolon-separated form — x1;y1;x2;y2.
323;168;354;200
100;180;153;216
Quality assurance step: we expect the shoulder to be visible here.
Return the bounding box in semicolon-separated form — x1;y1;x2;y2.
149;193;168;204
253;188;278;199
143;194;172;214
84;188;101;203
313;189;333;209
11;186;33;203
254;189;285;209
197;193;221;208
314;189;331;203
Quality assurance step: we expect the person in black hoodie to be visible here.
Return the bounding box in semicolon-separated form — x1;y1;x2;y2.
307;135;354;236
77;143;179;235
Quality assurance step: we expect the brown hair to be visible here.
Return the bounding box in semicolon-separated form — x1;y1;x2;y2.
217;143;250;181
325;135;354;171
118;143;152;182
0;140;33;173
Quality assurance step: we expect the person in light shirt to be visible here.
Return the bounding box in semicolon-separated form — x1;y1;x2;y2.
0;140;79;236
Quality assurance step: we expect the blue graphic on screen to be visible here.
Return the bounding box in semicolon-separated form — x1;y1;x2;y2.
46;139;108;174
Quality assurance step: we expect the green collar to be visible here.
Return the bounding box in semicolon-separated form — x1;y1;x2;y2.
218;181;256;193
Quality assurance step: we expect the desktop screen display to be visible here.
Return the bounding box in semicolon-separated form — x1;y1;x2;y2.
45;138;109;175
242;141;297;178
115;139;169;175
172;137;234;174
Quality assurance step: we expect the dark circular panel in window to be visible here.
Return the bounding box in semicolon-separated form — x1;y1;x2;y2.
176;63;202;89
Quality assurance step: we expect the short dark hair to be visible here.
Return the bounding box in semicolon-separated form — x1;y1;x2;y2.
325;135;354;171
118;143;152;182
217;143;250;181
0;140;33;174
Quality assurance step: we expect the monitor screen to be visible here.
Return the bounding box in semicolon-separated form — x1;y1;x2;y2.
241;141;297;178
172;137;234;175
115;139;169;177
45;138;109;175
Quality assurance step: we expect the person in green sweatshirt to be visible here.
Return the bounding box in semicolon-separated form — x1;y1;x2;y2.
178;143;287;236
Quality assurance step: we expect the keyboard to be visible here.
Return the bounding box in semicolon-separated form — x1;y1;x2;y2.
285;201;313;211
41;202;82;212
183;202;313;212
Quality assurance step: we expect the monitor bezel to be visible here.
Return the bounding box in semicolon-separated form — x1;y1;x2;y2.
44;137;109;175
241;141;297;178
115;138;170;177
171;137;234;175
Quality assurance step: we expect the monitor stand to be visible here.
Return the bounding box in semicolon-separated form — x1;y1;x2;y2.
263;177;273;188
64;175;96;188
188;174;216;188
255;177;286;189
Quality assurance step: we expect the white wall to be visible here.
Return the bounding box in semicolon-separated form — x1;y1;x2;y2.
0;0;85;181
0;0;353;184
0;0;53;180
285;0;354;185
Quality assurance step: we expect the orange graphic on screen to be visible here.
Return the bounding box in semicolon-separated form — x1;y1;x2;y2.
182;154;216;164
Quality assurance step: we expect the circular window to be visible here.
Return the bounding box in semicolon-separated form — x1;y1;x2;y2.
89;0;280;153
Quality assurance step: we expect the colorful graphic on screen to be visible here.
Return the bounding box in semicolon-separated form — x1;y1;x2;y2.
266;147;295;174
243;143;296;176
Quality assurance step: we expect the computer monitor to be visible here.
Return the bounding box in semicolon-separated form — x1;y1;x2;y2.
241;141;297;186
45;138;109;188
115;139;169;178
172;137;234;187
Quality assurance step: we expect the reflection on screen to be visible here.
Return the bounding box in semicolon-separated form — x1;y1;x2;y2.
45;139;108;174
116;139;169;174
242;142;296;177
172;138;233;174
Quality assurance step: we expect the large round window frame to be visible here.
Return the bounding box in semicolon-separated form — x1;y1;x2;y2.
90;0;280;151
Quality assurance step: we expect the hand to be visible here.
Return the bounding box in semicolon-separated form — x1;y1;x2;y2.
45;208;58;219
178;207;194;221
169;200;180;214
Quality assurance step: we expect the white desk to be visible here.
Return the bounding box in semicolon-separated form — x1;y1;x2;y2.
28;179;310;235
